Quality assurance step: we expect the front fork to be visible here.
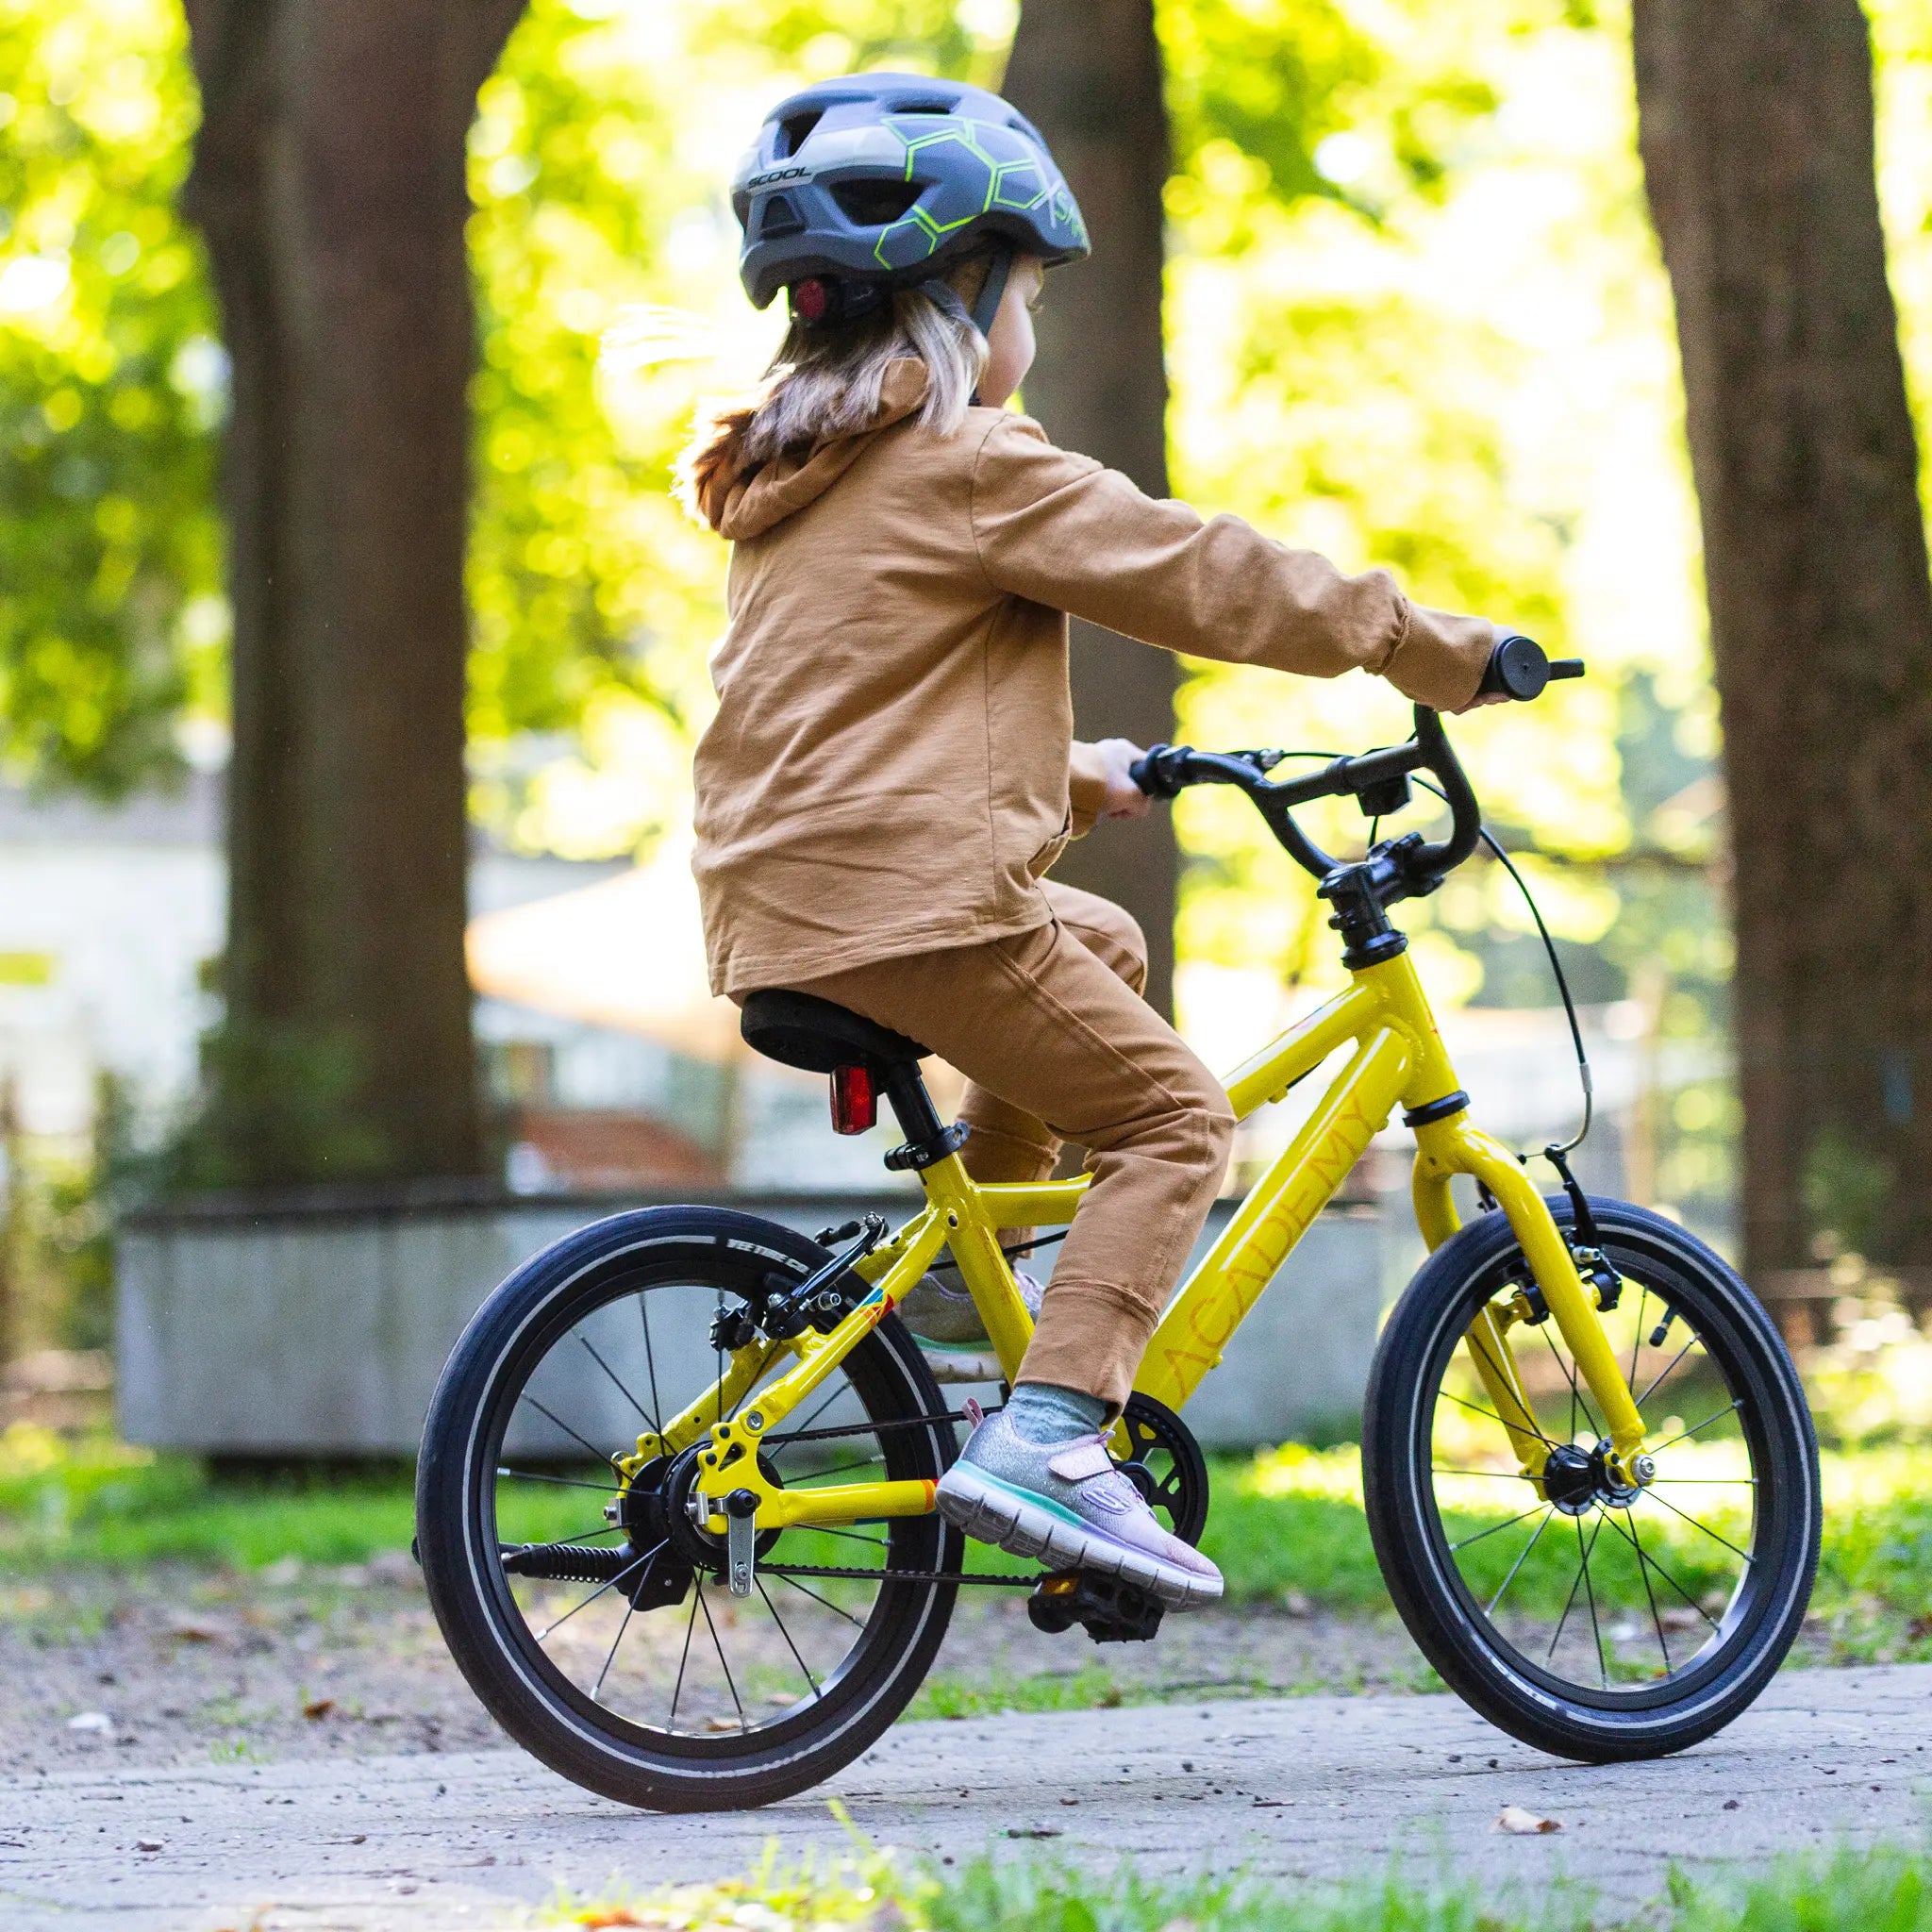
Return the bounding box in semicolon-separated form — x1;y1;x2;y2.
1411;1116;1648;1488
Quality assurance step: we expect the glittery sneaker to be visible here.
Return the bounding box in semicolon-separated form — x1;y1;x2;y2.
898;1270;1044;1383
935;1407;1224;1609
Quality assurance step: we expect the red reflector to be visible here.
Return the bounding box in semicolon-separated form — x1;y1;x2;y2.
830;1064;875;1134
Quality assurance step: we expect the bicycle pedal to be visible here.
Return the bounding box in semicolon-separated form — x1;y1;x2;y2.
1026;1569;1166;1644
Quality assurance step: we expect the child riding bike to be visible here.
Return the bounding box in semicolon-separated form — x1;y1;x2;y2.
680;73;1504;1614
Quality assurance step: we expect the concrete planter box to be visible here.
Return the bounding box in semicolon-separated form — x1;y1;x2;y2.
117;1184;1384;1456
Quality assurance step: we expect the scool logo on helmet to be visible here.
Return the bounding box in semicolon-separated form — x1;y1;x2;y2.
731;71;1091;313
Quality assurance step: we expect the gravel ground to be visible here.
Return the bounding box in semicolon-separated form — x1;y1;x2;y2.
0;1558;1455;1775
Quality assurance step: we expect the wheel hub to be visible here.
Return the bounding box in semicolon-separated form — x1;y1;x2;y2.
658;1444;784;1574
1540;1441;1644;1515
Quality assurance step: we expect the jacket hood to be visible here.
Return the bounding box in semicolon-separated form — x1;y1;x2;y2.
689;358;932;541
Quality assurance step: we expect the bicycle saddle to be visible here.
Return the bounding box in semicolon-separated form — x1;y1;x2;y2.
739;989;930;1074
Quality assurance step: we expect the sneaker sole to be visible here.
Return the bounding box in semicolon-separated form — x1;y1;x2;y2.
934;1466;1222;1610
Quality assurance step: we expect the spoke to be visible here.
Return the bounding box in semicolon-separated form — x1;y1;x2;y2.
530;1540;663;1641
511;1522;628;1547
1432;1467;1537;1479
774;1571;869;1629
696;1583;748;1732
1547;1512;1604;1664
1440;1387;1557;1452
1627;1286;1649;1396
519;1395;619;1471
1625;1507;1672;1674
592;1597;637;1702
1641;1487;1755;1565
668;1590;700;1729
756;1578;821;1698
1486;1506;1556;1618
497;1468;619;1494
1649;1401;1742;1454
1648;1476;1757;1486
1576;1513;1607;1690
1450;1502;1550;1554
1462;1333;1557;1450
577;1329;650;1425
1595;1508;1722;1629
1541;1321;1599;1441
787;1455;888;1487
805;1524;890;1551
767;1384;856;1460
638;1291;664;1438
1635;1332;1704;1408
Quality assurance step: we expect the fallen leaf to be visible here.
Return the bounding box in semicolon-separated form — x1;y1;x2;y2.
575;1912;645;1928
1008;1826;1063;1840
1495;1806;1560;1835
165;1616;236;1645
302;1698;336;1721
765;1691;799;1707
66;1711;112;1734
703;1715;743;1732
1097;1686;1124;1708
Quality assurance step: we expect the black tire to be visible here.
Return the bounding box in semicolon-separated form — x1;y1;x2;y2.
416;1207;962;1811
1362;1195;1819;1762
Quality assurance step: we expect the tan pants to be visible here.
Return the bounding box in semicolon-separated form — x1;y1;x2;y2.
794;882;1236;1407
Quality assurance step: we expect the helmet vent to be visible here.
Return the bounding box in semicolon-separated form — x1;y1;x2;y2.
758;194;807;239
831;179;923;226
774;109;824;158
889;98;953;117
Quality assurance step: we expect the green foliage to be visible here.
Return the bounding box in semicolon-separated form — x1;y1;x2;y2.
0;0;221;795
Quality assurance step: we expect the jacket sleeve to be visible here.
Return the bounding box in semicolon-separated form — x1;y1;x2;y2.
1068;740;1111;838
969;415;1494;712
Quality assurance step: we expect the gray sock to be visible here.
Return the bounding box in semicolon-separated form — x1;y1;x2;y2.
1004;1381;1108;1444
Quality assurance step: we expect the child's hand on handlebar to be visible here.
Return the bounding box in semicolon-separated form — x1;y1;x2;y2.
1093;738;1155;820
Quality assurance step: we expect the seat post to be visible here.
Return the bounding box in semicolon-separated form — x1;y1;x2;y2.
878;1061;970;1173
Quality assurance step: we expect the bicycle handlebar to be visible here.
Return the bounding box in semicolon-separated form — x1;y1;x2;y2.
1127;635;1582;886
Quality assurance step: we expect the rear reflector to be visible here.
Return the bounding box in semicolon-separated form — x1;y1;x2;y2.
830;1064;875;1134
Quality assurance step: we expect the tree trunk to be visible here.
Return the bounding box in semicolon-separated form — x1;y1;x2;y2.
182;0;523;1186
1003;0;1180;1020
1633;0;1932;1298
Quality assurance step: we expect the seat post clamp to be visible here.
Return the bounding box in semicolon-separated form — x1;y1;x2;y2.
883;1121;972;1172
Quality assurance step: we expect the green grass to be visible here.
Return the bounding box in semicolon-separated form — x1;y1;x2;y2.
544;1840;1932;1932
6;1422;1932;1667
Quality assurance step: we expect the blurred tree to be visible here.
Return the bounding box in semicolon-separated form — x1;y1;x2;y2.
0;0;221;796
179;0;528;1186
1004;0;1182;1017
1634;0;1932;1292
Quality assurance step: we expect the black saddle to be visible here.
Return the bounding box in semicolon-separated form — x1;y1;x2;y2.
739;989;931;1075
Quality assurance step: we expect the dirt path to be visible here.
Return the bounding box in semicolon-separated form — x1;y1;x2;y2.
0;1561;1439;1776
1;1664;1925;1930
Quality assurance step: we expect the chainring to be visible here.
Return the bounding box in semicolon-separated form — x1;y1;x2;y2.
1116;1391;1209;1546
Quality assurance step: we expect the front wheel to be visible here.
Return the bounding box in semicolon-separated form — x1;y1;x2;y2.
1362;1196;1819;1762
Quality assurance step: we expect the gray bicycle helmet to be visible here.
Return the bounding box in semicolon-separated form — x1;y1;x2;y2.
731;73;1090;332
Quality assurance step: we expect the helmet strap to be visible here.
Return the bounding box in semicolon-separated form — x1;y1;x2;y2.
967;242;1013;407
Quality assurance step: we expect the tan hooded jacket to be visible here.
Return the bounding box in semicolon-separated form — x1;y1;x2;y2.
688;360;1493;997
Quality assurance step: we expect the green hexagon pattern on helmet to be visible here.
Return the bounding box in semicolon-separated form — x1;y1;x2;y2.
731;73;1091;311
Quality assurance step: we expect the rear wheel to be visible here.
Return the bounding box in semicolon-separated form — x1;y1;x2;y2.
1363;1196;1819;1761
416;1208;961;1811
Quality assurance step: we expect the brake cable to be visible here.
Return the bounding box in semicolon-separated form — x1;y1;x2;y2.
1241;752;1594;1160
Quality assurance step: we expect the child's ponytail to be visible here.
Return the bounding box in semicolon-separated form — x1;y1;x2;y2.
675;252;996;523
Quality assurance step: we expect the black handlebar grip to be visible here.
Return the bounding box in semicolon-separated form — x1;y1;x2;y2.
1479;633;1551;701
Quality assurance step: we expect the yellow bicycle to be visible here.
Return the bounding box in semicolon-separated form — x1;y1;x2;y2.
417;648;1820;1811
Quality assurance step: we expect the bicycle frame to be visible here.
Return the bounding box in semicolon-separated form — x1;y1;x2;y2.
627;941;1649;1537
